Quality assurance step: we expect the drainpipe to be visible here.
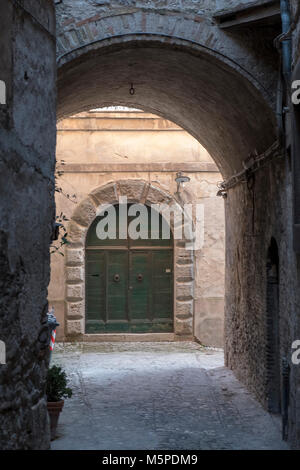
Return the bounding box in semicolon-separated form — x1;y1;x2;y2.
275;1;292;142
280;0;292;83
276;58;284;143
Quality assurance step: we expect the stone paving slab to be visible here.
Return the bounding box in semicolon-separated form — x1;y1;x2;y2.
51;342;288;450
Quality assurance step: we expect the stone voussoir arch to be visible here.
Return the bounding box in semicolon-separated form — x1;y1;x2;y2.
57;7;274;104
65;180;195;339
57;7;278;177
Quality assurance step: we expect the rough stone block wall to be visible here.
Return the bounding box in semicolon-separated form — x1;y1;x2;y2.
225;154;299;447
56;0;218;25
291;0;300;67
0;0;56;450
291;0;300;449
56;0;265;24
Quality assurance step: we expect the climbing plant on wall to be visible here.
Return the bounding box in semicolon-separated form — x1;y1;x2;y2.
51;160;77;256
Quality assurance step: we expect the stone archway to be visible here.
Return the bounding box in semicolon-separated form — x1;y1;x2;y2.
55;2;293;433
57;8;277;177
65;180;195;339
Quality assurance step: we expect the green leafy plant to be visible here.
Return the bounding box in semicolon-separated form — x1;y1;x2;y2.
46;365;73;402
51;160;77;256
50;212;70;256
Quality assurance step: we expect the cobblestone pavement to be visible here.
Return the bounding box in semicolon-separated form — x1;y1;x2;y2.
51;342;288;450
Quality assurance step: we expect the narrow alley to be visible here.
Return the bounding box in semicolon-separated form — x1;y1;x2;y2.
51;342;287;450
1;0;300;451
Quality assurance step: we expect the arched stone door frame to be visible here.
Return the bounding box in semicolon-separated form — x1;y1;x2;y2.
65;180;195;340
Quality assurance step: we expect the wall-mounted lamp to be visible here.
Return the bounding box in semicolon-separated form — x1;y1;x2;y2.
175;172;190;194
217;182;227;199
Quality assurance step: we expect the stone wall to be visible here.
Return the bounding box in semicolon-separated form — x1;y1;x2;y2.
56;0;278;178
56;0;218;26
290;0;300;449
0;0;56;450
56;0;267;25
291;0;300;67
225;151;300;447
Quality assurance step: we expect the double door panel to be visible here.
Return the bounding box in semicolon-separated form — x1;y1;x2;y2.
86;249;173;333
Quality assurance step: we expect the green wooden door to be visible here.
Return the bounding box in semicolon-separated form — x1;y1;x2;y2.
129;251;151;332
85;203;173;333
86;249;173;334
152;250;173;332
106;250;128;332
86;251;106;333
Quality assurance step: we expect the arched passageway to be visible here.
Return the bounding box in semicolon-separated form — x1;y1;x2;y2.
57;39;276;178
56;10;297;444
2;0;300;451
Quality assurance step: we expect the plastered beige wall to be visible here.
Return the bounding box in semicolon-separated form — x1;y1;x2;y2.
49;110;225;347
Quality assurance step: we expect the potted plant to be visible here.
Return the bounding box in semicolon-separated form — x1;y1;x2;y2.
46;365;72;440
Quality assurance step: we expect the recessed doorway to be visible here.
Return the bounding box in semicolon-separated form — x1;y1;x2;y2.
85;204;174;334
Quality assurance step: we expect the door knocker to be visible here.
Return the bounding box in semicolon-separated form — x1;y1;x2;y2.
137;274;143;282
114;274;120;282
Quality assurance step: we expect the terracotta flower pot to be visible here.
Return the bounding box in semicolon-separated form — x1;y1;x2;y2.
47;400;64;440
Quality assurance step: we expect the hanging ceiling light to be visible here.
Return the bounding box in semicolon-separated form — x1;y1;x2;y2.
129;83;135;95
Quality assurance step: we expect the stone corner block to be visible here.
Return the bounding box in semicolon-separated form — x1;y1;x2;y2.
176;300;193;319
66;248;84;267
68;220;87;247
66;283;84;301
90;183;118;206
176;283;194;301
176;264;194;282
146;185;172;205
72;197;96;227
66;266;84;283
176;248;194;265
175;317;193;336
66;301;84;319
118;179;147;201
66;319;84;336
